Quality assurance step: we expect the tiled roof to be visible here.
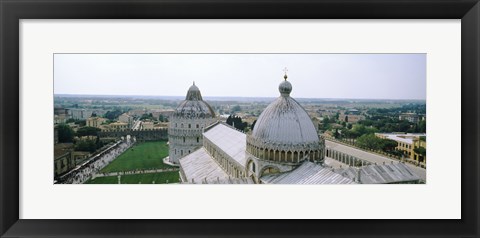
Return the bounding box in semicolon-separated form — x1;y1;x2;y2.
179;148;229;183
335;162;420;184
261;161;355;184
203;123;247;167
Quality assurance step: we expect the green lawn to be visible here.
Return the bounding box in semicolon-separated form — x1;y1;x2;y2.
85;171;180;184
101;141;171;173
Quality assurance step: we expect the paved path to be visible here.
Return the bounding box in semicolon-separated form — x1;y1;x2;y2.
326;140;426;181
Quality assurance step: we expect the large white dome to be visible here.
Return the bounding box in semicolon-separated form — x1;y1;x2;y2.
251;80;319;146
246;77;324;164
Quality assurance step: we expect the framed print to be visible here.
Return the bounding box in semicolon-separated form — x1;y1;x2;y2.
1;0;479;237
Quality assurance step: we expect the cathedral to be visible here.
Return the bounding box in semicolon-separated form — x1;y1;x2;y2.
170;74;421;184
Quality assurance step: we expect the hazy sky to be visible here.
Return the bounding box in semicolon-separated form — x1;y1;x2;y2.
54;54;426;100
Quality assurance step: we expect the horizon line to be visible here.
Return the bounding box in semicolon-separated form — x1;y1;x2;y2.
54;93;426;101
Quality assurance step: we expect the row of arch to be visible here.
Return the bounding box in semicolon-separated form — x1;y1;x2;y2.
245;159;281;183
168;128;204;136
246;142;324;163
169;135;201;145
325;148;370;167
204;138;244;178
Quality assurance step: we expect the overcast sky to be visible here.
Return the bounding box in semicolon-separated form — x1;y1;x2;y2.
54;54;426;100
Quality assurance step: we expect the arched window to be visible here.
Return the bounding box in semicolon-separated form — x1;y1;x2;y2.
183;137;185;143
188;124;191;128
196;124;199;128
252;163;256;172
197;137;199;143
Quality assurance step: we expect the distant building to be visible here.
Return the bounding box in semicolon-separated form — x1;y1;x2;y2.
86;117;107;128
54;126;59;144
339;109;365;124
54;114;67;124
54;143;76;178
141;121;154;130
128;109;147;117
339;114;365;124
118;113;133;127
375;133;427;164
108;122;129;130
399;113;420;123
346;108;360;115
54;107;69;124
54;107;69;116
69;109;106;120
152;109;175;121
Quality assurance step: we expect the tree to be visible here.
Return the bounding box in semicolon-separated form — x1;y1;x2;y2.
75;138;97;152
334;129;340;139
418;120;426;133
356;134;383;150
158;114;165;122
414;147;426;156
66;118;76;123
231;105;241;113
381;139;398;152
75;120;86;127
251;119;257;130
226;115;247;131
105;109;123;120
57;124;74;143
140;113;154;120
350;124;378;138
76;126;100;137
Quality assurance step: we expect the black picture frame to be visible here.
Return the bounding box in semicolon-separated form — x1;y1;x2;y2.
1;0;479;237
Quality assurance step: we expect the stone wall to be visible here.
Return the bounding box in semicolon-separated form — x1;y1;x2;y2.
98;128;168;141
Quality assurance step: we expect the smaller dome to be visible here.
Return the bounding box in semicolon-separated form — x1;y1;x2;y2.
188;83;199;92
279;80;292;97
186;82;202;101
174;82;215;119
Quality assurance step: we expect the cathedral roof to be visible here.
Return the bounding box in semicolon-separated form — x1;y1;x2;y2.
250;77;320;148
334;162;420;184
260;161;355;184
203;122;247;167
179;147;229;183
174;82;215;118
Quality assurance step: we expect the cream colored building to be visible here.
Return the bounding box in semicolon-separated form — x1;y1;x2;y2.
108;122;129;130
375;133;427;164
141;121;155;130
118;113;133;127
86;117;107;128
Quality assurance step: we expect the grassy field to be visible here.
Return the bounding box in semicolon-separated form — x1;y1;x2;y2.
85;171;180;184
101;141;171;173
